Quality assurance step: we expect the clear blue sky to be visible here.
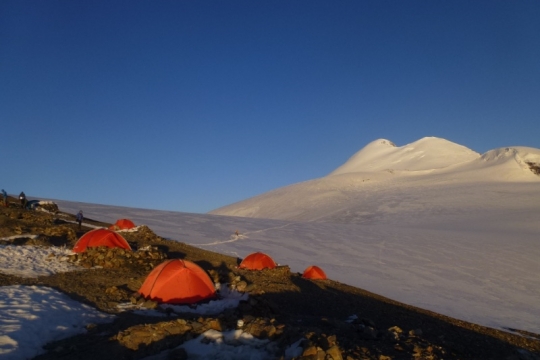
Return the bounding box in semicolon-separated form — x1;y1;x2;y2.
2;1;539;213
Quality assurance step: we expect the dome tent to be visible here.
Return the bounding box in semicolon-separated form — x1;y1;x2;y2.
238;252;277;270
109;218;136;230
302;265;327;280
138;259;216;304
73;228;132;253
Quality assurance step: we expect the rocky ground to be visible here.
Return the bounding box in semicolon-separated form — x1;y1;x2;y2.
1;198;540;360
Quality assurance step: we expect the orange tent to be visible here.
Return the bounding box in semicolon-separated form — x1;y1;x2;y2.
238;252;277;270
73;228;132;253
138;259;216;304
302;265;327;280
109;218;136;230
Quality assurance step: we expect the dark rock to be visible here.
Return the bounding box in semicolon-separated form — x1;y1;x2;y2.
326;345;343;360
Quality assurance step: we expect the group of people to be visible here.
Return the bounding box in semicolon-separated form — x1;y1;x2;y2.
0;190;30;209
1;189;84;229
0;190;23;208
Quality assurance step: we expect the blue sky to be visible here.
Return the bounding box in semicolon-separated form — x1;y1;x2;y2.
2;1;539;213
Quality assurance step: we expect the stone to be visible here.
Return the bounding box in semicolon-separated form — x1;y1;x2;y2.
388;326;402;334
142;300;158;309
245;322;267;337
208;319;222;331
164;325;186;335
321;334;337;349
325;345;343;360
105;286;118;294
191;321;203;332
303;346;318;356
236;281;248;292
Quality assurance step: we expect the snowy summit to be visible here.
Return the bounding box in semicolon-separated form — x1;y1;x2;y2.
210;136;540;221
330;137;480;175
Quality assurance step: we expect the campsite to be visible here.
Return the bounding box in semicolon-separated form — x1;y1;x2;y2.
1;198;540;359
4;0;540;357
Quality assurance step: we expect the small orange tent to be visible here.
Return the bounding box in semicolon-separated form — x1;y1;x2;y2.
109;218;136;230
138;259;216;304
302;265;327;280
238;252;277;270
73;228;132;253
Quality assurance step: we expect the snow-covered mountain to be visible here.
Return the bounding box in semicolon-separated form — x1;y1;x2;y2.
330;137;480;175
210;137;540;222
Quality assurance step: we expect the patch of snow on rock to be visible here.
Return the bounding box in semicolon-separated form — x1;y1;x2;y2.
0;285;113;359
0;245;79;278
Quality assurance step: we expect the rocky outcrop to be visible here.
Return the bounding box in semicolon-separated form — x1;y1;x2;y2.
66;246;167;270
526;162;540;175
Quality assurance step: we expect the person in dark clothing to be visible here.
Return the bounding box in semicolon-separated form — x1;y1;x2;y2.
1;189;7;207
19;192;27;209
76;210;83;229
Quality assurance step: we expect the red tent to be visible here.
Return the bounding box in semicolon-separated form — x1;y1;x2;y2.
109;218;136;230
302;265;327;280
73;228;132;253
138;259;216;304
238;252;277;270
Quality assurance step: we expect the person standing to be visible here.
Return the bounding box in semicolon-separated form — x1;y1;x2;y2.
19;192;27;209
1;189;7;207
76;210;83;229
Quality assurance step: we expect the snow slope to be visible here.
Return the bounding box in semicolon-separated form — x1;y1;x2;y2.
54;198;540;336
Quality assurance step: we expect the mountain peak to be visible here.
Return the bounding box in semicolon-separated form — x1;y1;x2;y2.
211;137;540;226
329;137;480;176
368;139;397;147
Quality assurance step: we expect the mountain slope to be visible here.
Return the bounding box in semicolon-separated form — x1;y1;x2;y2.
210;137;540;222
